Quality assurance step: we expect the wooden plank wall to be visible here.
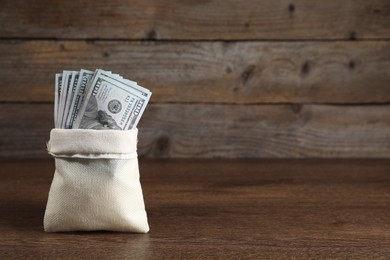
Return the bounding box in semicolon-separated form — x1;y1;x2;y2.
0;0;389;158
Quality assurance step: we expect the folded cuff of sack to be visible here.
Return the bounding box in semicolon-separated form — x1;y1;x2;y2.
47;129;138;159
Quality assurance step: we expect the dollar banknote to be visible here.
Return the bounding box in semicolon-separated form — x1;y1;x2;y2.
64;69;93;129
63;71;80;128
73;71;151;130
58;71;73;128
54;73;62;128
54;69;151;130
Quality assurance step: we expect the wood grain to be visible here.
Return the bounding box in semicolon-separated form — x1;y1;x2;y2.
0;159;389;259
0;40;389;104
0;0;389;40
1;103;389;159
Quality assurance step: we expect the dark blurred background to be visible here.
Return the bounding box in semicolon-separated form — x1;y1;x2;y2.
0;0;389;159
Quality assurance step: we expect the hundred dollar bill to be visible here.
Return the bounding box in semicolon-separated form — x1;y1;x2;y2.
93;69;149;100
54;73;63;128
90;69;151;128
73;74;151;130
63;72;80;128
58;71;72;128
82;70;130;96
65;69;94;129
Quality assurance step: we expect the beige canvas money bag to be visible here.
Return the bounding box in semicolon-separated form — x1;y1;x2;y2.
44;129;149;233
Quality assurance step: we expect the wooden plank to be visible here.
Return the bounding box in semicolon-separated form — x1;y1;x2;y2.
0;0;389;40
0;103;389;158
0;159;389;258
0;40;389;104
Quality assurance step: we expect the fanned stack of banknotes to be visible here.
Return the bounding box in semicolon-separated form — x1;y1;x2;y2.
54;69;151;130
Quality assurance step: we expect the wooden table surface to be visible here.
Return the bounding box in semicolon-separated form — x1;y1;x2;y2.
0;159;389;259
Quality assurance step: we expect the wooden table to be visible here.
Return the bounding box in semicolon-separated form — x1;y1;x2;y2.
1;159;389;259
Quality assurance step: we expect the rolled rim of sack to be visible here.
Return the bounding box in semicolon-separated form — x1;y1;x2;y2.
47;128;138;158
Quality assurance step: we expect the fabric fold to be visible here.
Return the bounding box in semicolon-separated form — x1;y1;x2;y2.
47;128;138;158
